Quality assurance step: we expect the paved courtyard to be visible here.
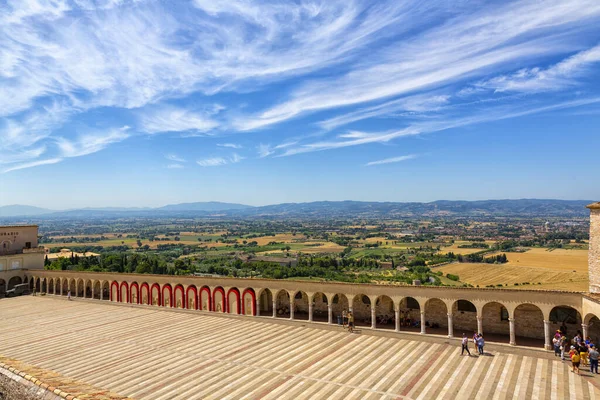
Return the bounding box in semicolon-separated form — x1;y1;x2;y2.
1;296;599;399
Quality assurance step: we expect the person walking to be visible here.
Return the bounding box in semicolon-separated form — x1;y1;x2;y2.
347;312;354;333
589;345;599;374
553;336;561;357
579;343;589;367
461;333;472;356
67;290;71;301
560;336;568;361
342;310;347;329
570;346;581;374
477;334;485;355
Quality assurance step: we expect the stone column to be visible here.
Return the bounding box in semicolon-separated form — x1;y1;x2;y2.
509;318;516;345
290;299;295;320
371;308;377;329
255;299;260;316
420;311;426;334
395;309;400;332
60;283;63;296
583;323;589;340
272;300;277;318
328;304;333;324
308;303;314;322
91;284;95;300
477;315;483;335
543;320;554;350
447;313;454;338
587;202;600;293
100;286;103;301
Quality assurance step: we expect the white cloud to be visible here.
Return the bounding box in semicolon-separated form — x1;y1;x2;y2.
165;154;186;163
365;154;418;166
56;126;130;158
138;106;219;135
167;163;184;169
1;158;63;174
217;143;242;149
197;153;244;167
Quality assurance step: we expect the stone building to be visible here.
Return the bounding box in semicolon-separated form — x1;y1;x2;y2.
0;225;44;293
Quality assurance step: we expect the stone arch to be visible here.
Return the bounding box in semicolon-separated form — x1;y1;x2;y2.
110;281;119;301
68;278;75;295
584;313;600;344
227;288;241;314
120;281;129;303
29;278;34;291
61;278;68;295
102;281;109;300
549;305;582;334
331;294;349;322
424;298;448;334
311;292;328;322
35;277;41;291
174;284;185;309
8;276;22;290
275;290;290;318
213;286;225;312
398;297;421;331
186;285;198;310
130;282;140;304
85;280;93;298
481;301;510;340
292;290;309;320
451;299;478;334
162;284;173;308
242;288;256;316
351;294;372;327
41;278;47;293
76;279;84;297
140;282;150;305
514;303;545;346
47;278;54;294
150;283;161;306
93;281;101;299
258;288;273;316
199;286;211;311
56;278;62;295
375;295;395;330
0;279;5;294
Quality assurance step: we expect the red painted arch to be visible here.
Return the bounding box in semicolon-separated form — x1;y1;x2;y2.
174;284;185;308
186;286;198;310
162;284;173;308
150;283;162;306
140;282;150;305
213;286;226;312
242;288;257;316
130;282;140;304
110;281;120;302
120;281;129;303
226;288;241;314
200;286;212;311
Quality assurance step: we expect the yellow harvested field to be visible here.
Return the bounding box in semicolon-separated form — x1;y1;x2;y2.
502;248;588;272
46;249;99;259
437;262;588;291
250;233;307;246
438;241;496;255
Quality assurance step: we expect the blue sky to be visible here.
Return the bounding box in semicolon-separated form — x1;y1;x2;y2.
1;0;600;208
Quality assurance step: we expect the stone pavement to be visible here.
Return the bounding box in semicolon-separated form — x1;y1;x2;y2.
0;296;599;400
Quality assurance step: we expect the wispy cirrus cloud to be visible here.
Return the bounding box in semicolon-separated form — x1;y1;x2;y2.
167;163;184;169
165;154;186;163
197;153;244;167
217;143;242;149
365;154;418;166
138;106;220;135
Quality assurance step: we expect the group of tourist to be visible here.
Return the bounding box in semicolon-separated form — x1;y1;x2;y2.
341;310;355;333
553;328;599;375
460;332;485;356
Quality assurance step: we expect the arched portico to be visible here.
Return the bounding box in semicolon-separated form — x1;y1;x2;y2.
242;288;256;316
186;285;198;310
398;297;421;332
258;288;273;316
150;283;161;305
48;278;54;294
227;288;240;314
130;282;140;304
140;282;150;304
8;276;22;290
480;301;510;343
199;286;211;311
423;298;448;335
331;294;349;325
162;284;173;307
85;280;92;298
110;281;119;301
101;281;109;300
275;290;290;318
213;286;225;312
451;299;478;335
375;295;395;330
120;281;129;303
174;284;185;308
585;313;600;345
311;292;328;322
352;294;371;328
514;303;545;347
93;281;101;299
292;291;309;320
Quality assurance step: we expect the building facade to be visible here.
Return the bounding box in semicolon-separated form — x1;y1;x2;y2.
0;225;44;293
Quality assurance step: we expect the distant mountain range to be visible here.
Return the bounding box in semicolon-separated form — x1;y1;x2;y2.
0;199;595;219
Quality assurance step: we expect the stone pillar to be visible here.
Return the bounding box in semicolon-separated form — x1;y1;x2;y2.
100;287;103;301
588;202;600;293
91;284;94;300
328;304;333;324
255;299;260;316
395;309;400;332
544;320;552;350
477;315;483;335
583;323;589;340
371;308;376;329
308;303;314;322
509;318;516;345
272;300;277;318
290;299;295;320
60;284;63;296
447;313;454;338
420;311;426;334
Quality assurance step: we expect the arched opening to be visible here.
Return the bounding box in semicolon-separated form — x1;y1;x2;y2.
514;303;545;347
110;281;119;301
452;300;478;335
69;279;76;296
56;278;62;295
0;279;5;294
199;286;211;311
62;279;69;296
186;286;198;310
150;283;161;306
174;284;185;308
227;288;241;314
8;276;22;290
352;294;372;327
549;305;582;338
423;298;448;335
93;281;101;299
213;287;225;312
258;289;273;316
130;282;140;304
35;278;41;292
242;288;256;316
102;281;109;300
120;282;129;303
375;295;395;330
47;279;54;294
480;301;510;343
76;279;84;297
162;284;173;307
585;314;600;345
41;278;47;293
292;291;309;320
331;294;349;325
140;283;150;305
275;290;290;318
398;297;421;332
85;280;93;298
29;278;34;291
312;292;328;322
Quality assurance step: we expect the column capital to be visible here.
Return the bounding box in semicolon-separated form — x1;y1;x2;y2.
508;317;515;322
582;323;589;328
447;312;453;317
476;315;482;321
543;320;551;324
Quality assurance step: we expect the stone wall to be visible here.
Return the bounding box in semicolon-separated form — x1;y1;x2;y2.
589;206;600;293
